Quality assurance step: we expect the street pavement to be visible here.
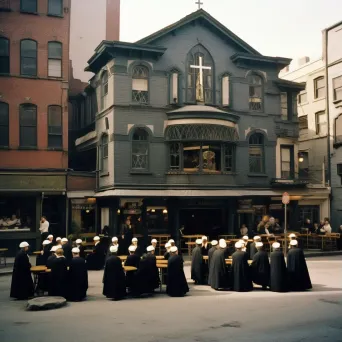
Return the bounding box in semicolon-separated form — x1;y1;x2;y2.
0;256;341;342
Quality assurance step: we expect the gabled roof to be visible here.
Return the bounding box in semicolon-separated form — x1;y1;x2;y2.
136;9;261;55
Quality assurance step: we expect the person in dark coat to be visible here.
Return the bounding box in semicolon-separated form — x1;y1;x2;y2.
251;242;270;290
10;241;34;300
208;240;218;269
287;240;312;291
201;236;211;256
48;248;68;298
67;248;88;301
103;246;126;300
232;241;253;292
164;242;171;260
46;246;57;268
124;245;140;291
191;239;203;285
250;236;261;260
36;240;51;266
270;242;288;292
208;239;230;290
75;239;85;259
121;219;133;255
86;236;106;270
145;246;160;291
167;246;189;297
61;238;73;264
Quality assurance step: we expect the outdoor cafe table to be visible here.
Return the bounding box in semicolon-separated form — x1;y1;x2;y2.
119;255;127;261
156;263;168;292
183;235;204;256
225;259;253;265
30;266;47;294
148;234;170;255
123;266;137;272
33;251;41;255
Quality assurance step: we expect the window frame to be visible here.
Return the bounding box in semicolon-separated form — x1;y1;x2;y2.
299;115;308;130
20;39;37;76
315;111;327;135
298;91;307;104
248;73;263;112
101;70;108;110
248;133;265;174
131;65;149;105
48;41;62;78
0;102;9;147
333;75;342;102
131;127;150;171
221;74;230;107
0;37;10;74
101;134;109;172
314;76;325;99
48;0;64;17
19;103;37;148
47;105;63;149
20;0;38;14
169;70;179;105
280;145;294;179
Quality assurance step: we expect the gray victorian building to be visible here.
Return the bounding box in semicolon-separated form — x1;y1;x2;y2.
70;9;309;241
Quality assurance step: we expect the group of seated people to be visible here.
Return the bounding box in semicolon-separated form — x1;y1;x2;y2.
191;235;312;292
0;215;21;228
10;235;189;301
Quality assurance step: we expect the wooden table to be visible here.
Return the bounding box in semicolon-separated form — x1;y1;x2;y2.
123;266;137;272
33;251;41;255
0;248;8;267
148;234;170;255
30;266;47;294
156;263;168;292
225;259;253;265
119;255;127;261
156;255;165;260
183;235;204;256
156;259;167;264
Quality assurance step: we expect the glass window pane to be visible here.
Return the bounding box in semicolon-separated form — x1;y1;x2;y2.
49;106;62;126
183;143;200;172
21;0;37;12
132;78;148;91
20;106;36;126
281;148;291;162
48;135;62;148
21;40;36;58
21;126;36;147
48;59;62;77
48;0;63;16
333;76;342;89
0;38;9;56
0;103;9;125
0;126;9;146
133;128;148;141
21;57;37;76
48;42;62;59
202;144;221;172
0;56;10;74
317;77;325;88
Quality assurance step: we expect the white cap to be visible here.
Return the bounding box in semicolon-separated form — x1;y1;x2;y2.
93;236;100;241
72;247;80;254
47;235;53;239
211;240;218;246
112;237;118;242
132;237;138;243
128;245;136;252
196;239;202;245
110;245;118;253
239;239;245;246
202;236;207;240
289;233;296;238
219;239;227;248
235;241;243;249
56;237;61;241
165;242;171;248
50;246;58;252
147;245;155;252
170;246;178;253
61;238;68;242
42;240;50;245
168;239;175;244
272;242;280;249
253;236;261;241
76;239;82;244
256;242;263;248
19;241;29;248
290;240;298;246
151;239;157;243
242;236;249;240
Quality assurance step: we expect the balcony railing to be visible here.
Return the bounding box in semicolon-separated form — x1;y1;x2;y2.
0;0;11;11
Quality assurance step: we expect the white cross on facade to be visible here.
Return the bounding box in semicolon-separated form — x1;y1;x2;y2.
190;55;211;90
195;1;203;9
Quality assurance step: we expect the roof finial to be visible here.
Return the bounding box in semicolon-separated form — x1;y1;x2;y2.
195;1;203;10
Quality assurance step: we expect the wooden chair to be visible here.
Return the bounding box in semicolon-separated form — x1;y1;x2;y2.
323;233;340;251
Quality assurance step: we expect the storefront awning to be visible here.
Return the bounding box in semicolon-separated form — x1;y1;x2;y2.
67;191;96;198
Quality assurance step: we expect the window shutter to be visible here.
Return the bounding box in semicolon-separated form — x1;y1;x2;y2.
222;75;229;106
48;59;62;77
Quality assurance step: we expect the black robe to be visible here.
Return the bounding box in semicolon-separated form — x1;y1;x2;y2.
251;250;270;287
201;243;211;256
133;256;157;295
124;254;140;289
232;251;253;292
249;242;257;260
86;243;105;270
67;257;88;301
145;253;160;290
208;249;229;290
36;243;52;266
270;250;288;292
167;255;189;297
48;257;68;297
103;255;126;300
46;254;56;269
207;246;217;269
134;245;143;258
76;244;85;259
191;246;203;284
287;248;312;291
164;251;170;260
10;250;34;300
62;243;73;264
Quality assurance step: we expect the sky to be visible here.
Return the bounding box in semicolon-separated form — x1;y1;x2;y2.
120;0;342;68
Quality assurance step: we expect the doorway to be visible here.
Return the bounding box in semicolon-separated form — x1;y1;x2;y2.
180;208;223;238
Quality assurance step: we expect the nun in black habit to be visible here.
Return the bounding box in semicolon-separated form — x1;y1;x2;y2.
207;240;218;269
86;236;106;270
232;242;253;292
270;242;288;292
250;242;270;289
167;247;189;297
124;245;140;291
10;242;34;300
48;248;68;298
67;247;88;301
191;239;204;285
287;240;312;291
249;236;261;260
145;246;160;291
103;246;126;300
61;238;73;264
75;239;86;259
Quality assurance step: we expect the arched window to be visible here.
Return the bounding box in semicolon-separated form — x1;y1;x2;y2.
248;74;263;111
0;37;10;74
101;134;108;171
249;133;264;173
132;65;149;104
0;102;9;147
101;71;108;110
187;44;214;104
131;128;149;170
19;103;37;147
20;39;37;76
48;41;62;77
48;105;62;148
48;0;63;16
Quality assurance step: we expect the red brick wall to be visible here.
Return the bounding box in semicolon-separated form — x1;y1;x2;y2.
106;0;120;41
0;0;70;169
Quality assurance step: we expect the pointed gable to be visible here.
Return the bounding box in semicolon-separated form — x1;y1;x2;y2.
136;9;261;56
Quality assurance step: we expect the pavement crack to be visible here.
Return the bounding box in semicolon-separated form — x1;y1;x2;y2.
319;298;340;305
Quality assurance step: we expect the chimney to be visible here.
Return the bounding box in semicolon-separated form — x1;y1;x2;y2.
106;0;120;41
298;56;310;66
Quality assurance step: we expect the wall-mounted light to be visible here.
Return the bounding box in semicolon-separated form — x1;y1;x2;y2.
86;210;90;213
298;153;304;163
163;209;168;214
151;209;156;213
117;209;121;214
